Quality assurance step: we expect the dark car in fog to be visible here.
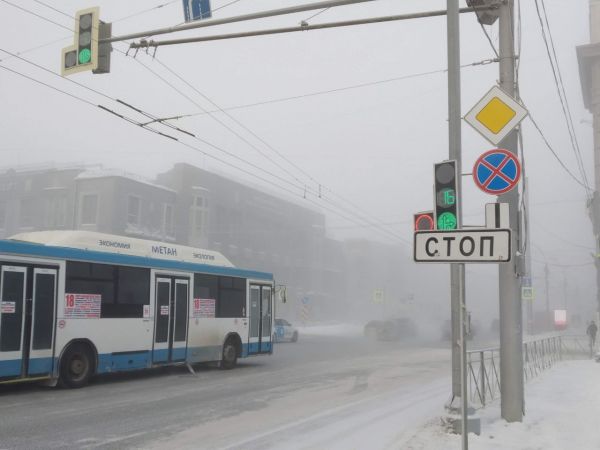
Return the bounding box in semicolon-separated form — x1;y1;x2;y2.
364;318;417;341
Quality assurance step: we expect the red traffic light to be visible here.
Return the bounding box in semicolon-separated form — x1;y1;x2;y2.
414;212;435;231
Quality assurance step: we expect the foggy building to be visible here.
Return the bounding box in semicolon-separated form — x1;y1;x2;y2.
0;162;411;322
0;165;85;238
74;169;177;242
0;166;177;243
156;163;339;311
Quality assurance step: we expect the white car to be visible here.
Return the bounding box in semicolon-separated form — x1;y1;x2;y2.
274;319;299;343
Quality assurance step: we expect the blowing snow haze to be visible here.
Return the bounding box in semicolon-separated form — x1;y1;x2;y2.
0;0;597;448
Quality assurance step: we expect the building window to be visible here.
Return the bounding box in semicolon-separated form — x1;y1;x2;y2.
80;194;98;225
19;198;36;228
45;196;67;228
163;203;174;237
190;195;208;243
127;195;141;226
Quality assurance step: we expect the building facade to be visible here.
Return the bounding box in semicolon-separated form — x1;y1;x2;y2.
0;163;411;322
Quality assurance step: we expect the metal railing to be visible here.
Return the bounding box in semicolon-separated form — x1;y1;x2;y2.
467;334;589;409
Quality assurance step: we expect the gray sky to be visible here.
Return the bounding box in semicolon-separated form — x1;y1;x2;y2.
0;0;595;315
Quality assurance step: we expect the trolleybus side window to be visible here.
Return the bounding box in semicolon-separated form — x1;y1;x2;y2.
218;276;246;318
65;261;150;318
194;273;218;302
193;274;246;318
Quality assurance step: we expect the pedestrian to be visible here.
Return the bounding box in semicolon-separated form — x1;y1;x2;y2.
586;320;598;356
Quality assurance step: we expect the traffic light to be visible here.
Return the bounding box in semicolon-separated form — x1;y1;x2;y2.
414;211;435;231
434;160;459;230
62;8;110;76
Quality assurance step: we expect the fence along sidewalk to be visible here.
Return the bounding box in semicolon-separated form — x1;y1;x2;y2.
467;334;589;409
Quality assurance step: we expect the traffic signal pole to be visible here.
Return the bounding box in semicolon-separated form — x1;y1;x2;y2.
498;0;524;422
446;1;468;448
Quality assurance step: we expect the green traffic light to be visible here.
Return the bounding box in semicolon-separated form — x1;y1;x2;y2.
79;48;91;64
437;212;457;230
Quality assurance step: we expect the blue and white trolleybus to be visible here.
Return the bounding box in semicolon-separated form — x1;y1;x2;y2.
0;231;274;387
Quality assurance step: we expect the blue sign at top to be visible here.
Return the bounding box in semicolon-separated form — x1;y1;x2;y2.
473;148;521;195
183;0;212;22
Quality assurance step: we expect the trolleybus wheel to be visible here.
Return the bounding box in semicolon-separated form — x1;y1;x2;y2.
60;343;93;388
220;340;238;370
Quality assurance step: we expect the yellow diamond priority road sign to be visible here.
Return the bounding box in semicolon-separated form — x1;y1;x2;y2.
464;85;528;145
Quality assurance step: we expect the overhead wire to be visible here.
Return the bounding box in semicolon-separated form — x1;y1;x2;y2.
0;43;408;244
1;0;501;245
532;221;595;251
539;0;590;193
0;53;395;241
534;0;592;197
127;52;421;244
0;62;176;141
0;0;413;244
113;0;180;23
302;7;331;23
526;112;592;191
127;52;317;193
177;61;493;118
131;53;499;245
0;47;313;198
531;258;594;269
478;22;499;58
0;0;72;31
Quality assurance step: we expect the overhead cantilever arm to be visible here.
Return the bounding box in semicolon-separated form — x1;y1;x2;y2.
103;0;378;44
128;5;500;49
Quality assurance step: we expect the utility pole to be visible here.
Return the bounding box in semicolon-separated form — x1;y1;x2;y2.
447;0;468;447
498;0;524;422
524;177;533;335
577;0;600;318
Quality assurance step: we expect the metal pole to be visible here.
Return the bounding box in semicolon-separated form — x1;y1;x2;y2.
128;6;494;48
498;0;524;422
106;0;378;44
447;0;468;448
524;177;533;335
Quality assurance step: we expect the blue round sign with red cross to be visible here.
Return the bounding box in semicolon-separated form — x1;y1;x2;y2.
473;148;521;195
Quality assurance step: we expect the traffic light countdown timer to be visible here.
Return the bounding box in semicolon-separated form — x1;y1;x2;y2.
434;160;458;230
61;8;99;76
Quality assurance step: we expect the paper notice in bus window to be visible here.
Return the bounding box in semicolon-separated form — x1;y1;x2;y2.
64;293;101;319
1;301;15;314
160;305;169;316
143;305;150;318
193;298;215;318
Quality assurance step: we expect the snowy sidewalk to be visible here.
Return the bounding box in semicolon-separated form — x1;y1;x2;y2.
405;360;600;449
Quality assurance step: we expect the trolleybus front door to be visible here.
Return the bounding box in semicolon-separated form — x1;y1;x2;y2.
0;266;57;380
248;284;272;355
28;268;58;376
260;286;272;353
153;276;189;364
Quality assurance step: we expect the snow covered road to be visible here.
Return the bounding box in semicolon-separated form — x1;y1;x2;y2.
0;330;451;449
